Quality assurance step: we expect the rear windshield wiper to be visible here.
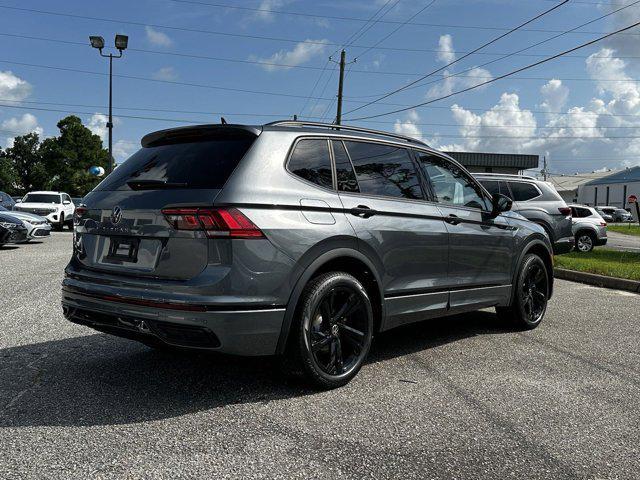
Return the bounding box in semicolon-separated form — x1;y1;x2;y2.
126;180;188;190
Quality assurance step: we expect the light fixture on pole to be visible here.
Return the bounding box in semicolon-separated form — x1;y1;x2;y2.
89;34;128;174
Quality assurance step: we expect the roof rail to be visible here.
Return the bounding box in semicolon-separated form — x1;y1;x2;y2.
472;172;538;181
265;120;430;147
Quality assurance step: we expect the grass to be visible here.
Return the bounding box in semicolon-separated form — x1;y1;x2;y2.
554;249;640;281
607;224;640;237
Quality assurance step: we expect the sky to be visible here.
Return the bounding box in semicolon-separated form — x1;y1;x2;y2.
2;0;640;175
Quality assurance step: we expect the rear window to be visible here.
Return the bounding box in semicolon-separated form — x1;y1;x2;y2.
95;136;255;191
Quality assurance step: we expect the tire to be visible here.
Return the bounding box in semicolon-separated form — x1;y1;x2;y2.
283;272;374;389
496;253;549;330
54;213;65;231
575;231;595;253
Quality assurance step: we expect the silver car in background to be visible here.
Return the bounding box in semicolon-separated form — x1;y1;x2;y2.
569;205;608;253
0;205;51;242
475;174;574;254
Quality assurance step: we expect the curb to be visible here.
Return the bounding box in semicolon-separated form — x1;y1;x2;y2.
554;268;640;294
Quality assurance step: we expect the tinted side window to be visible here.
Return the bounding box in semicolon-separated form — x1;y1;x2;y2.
508;182;540;201
288;139;333;189
418;154;489;210
332;140;359;193
344;141;422;199
480;180;500;196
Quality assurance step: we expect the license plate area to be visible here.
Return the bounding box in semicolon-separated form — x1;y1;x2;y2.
104;236;139;263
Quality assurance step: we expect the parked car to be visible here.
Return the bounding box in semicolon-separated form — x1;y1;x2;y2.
0;212;28;245
595;206;632;223
62;121;554;389
569;205;608;253
14;191;75;230
594;207;615;223
0;191;15;209
0;205;51;242
474;174;574;254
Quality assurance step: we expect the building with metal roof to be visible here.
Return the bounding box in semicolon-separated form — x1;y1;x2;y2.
444;151;539;174
548;170;619;204
577;166;640;215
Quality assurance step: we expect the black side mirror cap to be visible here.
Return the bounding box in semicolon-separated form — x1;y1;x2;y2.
491;193;512;217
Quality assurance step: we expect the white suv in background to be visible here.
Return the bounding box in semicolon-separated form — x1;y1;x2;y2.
14;191;75;230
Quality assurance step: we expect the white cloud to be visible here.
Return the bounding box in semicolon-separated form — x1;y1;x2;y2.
0;71;32;102
114;140;137;161
251;0;291;22
426;67;493;100
437;34;455;64
145;26;173;47
540;79;569;114
87;113;122;144
252;40;329;71
394;110;425;142
1;113;42;148
152;67;178;81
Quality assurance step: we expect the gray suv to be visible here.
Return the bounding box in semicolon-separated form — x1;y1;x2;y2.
475;174;574;254
62;122;554;389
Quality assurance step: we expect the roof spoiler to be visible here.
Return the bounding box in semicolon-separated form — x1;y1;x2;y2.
141;124;262;148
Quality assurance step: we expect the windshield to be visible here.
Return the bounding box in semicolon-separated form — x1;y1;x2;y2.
23;194;60;204
95;135;256;191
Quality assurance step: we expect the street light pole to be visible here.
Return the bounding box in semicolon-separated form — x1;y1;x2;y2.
89;34;128;174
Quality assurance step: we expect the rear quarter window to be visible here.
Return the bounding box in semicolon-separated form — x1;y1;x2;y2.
287;139;333;189
95;135;256;191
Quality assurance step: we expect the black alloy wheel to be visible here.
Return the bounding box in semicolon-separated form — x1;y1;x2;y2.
520;259;548;325
287;272;373;389
306;285;369;377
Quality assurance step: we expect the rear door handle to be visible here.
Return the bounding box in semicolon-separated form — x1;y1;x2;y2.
350;205;376;218
444;214;461;225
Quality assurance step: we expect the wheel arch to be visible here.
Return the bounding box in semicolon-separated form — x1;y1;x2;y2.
511;238;554;303
275;248;385;355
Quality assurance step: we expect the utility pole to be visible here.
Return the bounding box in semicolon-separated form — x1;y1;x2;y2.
542;156;548;181
335;50;346;125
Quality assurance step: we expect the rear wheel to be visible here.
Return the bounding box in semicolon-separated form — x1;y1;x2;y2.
575;231;595;253
284;272;373;389
496;253;549;330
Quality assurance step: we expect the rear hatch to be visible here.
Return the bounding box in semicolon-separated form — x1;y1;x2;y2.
75;125;260;280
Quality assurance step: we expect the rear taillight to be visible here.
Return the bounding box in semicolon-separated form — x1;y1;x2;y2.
74;206;87;217
600;222;607;227
558;207;572;217
161;207;264;239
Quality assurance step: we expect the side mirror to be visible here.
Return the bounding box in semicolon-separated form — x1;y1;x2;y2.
491;193;512;217
15;199;21;204
63;200;71;205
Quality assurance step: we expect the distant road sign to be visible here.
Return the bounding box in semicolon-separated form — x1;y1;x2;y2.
629;195;637;204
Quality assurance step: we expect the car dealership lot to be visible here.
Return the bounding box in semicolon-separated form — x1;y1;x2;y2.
1;233;639;479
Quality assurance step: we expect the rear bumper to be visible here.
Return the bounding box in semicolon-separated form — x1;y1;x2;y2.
596;237;608;246
61;285;285;356
553;236;575;255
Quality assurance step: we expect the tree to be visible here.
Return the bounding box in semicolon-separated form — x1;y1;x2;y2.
4;132;49;193
0;148;19;194
39;116;110;196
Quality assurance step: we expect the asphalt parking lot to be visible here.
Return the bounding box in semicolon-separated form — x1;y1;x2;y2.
1;232;639;479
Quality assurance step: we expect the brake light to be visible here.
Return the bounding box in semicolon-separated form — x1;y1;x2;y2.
600;222;607;227
74;206;87;217
161;207;264;239
558;207;572;217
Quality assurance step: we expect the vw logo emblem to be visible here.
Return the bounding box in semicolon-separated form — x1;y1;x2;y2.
111;206;123;225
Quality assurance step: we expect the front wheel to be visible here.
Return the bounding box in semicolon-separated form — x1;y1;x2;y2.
55;213;65;231
284;272;373;389
496;253;549;329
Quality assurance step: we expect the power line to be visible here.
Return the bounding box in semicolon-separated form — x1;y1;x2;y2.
5;3;640;58
344;1;570;116
346;19;640;121
354;0;640;100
